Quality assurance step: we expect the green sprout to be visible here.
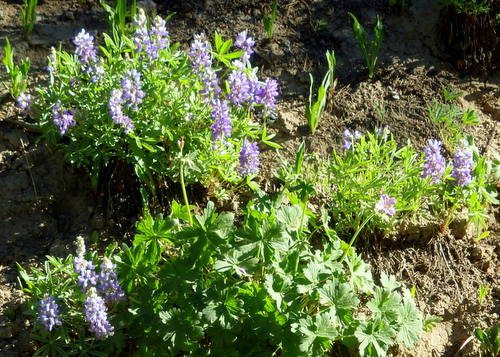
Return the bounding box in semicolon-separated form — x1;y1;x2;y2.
20;0;38;37
477;283;490;305
2;38;30;99
349;13;383;79
306;50;336;134
263;0;278;40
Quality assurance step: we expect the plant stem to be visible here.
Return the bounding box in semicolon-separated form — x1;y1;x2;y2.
179;159;193;226
340;213;375;263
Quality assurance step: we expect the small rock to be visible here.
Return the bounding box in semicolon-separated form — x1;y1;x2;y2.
0;325;13;339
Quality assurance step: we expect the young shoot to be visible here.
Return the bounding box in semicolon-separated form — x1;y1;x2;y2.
349;13;383;79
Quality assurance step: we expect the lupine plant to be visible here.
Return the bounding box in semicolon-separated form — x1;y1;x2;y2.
349;13;384;79
278;128;496;240
306;50;336;134
30;10;279;207
2;38;30;100
17;237;125;356
19;193;424;356
20;0;38;37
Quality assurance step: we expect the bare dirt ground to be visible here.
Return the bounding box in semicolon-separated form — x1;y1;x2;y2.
0;0;498;356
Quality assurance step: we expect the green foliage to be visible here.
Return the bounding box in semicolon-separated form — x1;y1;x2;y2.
440;0;492;14
2;38;30;99
34;16;272;206
20;0;38;37
428;88;480;151
349;13;383;79
477;283;491;305
474;326;499;357
19;194;424;356
263;0;278;40
277;129;496;240
101;0;137;35
314;19;328;32
306;50;336;134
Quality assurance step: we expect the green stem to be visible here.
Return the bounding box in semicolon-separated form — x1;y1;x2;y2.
340;213;375;264
440;203;457;233
179;159;193;226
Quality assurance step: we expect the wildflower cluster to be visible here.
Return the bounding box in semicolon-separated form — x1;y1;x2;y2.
52;105;75;135
30;13;280;195
29;236;123;341
239;139;260;175
15;92;31;112
133;9;170;60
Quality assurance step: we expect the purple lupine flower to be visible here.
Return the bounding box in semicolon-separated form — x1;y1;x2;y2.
97;258;125;304
74;256;97;291
73;29;97;66
239;139;260;175
151;16;170;52
255;78;279;114
189;33;220;99
422;139;446;184
46;47;57;75
16;92;31;112
200;68;221;99
451;145;473;187
108;89;134;133
375;194;397;216
84;288;114;339
133;10;170;60
39;295;62;332
133;9;152;55
52;105;76;135
121;69;145;109
210;99;232;143
73;236;97;291
227;70;251;105
90;64;105;83
189;33;213;72
234;31;255;63
342;129;362;150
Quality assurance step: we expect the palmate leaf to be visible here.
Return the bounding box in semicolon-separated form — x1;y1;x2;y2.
379;272;401;292
202;286;242;329
276;204;304;232
293;309;339;356
318;279;359;312
158;308;204;353
263;273;293;312
355;319;396;357
347;252;374;294
396;289;423;349
367;287;401;322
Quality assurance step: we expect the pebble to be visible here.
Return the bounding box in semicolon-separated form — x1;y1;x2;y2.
0;325;13;339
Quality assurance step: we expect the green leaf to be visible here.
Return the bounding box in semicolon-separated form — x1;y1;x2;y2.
379;272;401;292
293;310;339;356
367;287;401;322
396;290;423;349
355;319;396;357
318;279;359;311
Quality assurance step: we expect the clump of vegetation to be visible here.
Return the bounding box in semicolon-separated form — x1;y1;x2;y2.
19;193;425;356
15;8;279;208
